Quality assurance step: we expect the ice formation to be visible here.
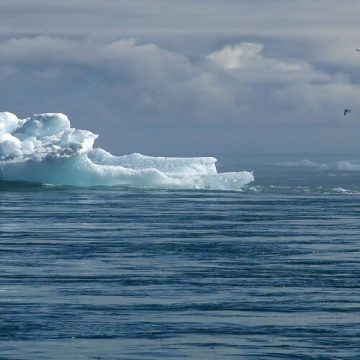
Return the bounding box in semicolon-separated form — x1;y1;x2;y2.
0;112;254;190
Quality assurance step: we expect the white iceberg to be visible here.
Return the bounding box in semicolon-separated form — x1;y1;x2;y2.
0;112;254;190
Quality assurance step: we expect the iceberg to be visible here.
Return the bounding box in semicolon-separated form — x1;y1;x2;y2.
0;112;254;190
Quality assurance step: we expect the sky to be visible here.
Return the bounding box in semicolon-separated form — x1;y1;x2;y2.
1;0;360;155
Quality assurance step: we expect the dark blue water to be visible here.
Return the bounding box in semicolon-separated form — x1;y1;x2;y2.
1;155;360;359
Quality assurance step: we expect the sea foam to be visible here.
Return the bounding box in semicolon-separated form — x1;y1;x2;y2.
0;112;254;190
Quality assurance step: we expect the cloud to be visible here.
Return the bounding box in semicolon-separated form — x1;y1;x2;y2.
1;35;360;153
0;36;82;63
205;42;330;84
207;43;305;72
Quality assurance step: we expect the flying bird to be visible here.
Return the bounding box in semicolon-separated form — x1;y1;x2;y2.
356;49;360;52
344;109;351;116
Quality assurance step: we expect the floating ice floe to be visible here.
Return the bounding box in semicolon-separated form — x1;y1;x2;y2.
0;112;254;190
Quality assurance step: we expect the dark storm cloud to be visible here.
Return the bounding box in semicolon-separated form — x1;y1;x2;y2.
1;1;360;154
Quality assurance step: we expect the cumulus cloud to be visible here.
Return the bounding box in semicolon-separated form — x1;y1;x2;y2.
205;43;331;84
207;43;305;72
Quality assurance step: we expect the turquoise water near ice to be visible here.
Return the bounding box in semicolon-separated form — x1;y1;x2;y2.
1;154;360;359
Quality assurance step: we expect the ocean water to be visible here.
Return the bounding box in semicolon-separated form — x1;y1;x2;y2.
1;154;360;359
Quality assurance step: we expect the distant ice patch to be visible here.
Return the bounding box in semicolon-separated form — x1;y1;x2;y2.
277;159;329;169
0;112;253;190
335;160;360;171
277;158;360;171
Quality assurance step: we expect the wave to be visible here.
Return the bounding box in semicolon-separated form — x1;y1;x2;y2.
0;112;253;190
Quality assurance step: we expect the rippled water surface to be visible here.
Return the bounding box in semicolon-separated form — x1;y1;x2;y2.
1;154;360;359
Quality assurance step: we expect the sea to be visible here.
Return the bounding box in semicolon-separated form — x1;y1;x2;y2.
1;153;360;359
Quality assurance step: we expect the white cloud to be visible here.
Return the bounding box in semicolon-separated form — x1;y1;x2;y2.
207;43;305;72
205;42;331;84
